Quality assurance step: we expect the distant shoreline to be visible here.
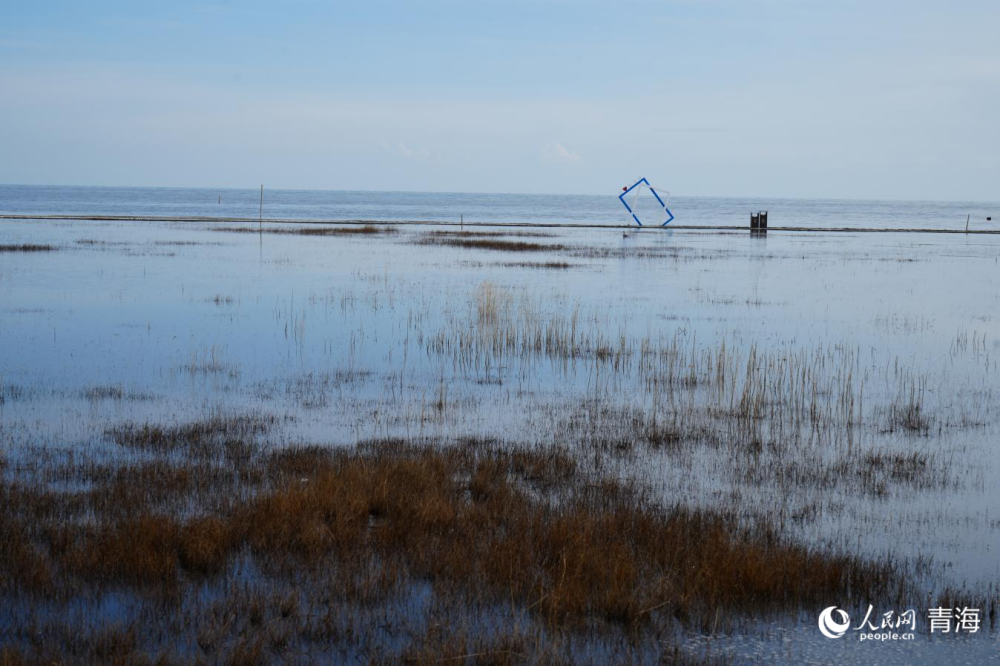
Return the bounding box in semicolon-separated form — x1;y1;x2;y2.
2;213;999;235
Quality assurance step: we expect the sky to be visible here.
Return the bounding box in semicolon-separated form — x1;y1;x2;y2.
1;1;998;200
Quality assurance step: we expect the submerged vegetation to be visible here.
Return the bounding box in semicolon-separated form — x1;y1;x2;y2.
0;244;55;252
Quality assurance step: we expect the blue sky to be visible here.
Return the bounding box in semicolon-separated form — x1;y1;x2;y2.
1;1;998;199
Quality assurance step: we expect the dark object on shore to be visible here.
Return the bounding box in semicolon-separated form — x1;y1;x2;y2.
751;211;768;234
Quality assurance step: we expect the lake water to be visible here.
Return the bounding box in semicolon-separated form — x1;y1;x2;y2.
2;186;1000;664
1;184;997;230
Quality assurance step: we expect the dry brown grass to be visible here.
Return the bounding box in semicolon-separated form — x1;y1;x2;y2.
0;414;911;663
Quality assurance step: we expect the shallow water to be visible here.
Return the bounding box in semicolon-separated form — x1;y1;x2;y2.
1;184;998;230
2;201;1000;664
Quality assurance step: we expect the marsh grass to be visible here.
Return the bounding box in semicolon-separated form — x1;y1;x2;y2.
107;414;275;458
182;346;239;376
419;237;566;252
84;385;124;401
82;385;152;403
860;451;932;485
425;230;553;238
74;239;129;247
885;378;932;434
934;585;1000;631
497;261;574;269
0;417;909;664
419;282;964;506
211;224;398;236
433;284;940;433
0;382;27;405
0;244;55;252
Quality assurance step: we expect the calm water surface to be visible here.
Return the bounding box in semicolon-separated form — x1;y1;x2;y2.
1;184;997;230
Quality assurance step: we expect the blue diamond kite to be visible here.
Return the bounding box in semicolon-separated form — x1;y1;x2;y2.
618;177;674;227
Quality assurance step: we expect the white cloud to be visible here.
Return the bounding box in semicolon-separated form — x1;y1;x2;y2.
541;142;582;164
396;142;435;161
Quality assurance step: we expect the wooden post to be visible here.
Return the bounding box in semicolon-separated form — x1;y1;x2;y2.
259;185;264;231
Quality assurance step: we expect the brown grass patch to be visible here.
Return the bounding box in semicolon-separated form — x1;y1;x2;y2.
419;237;565;252
0;431;909;662
20;439;902;620
211;224;397;236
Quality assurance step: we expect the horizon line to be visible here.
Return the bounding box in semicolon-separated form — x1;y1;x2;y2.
1;183;998;207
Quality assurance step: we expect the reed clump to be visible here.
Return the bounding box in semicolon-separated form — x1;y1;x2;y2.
888;400;931;433
886;378;932;434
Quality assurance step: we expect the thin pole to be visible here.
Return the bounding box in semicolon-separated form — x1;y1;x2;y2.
966;214;970;233
259;185;264;231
